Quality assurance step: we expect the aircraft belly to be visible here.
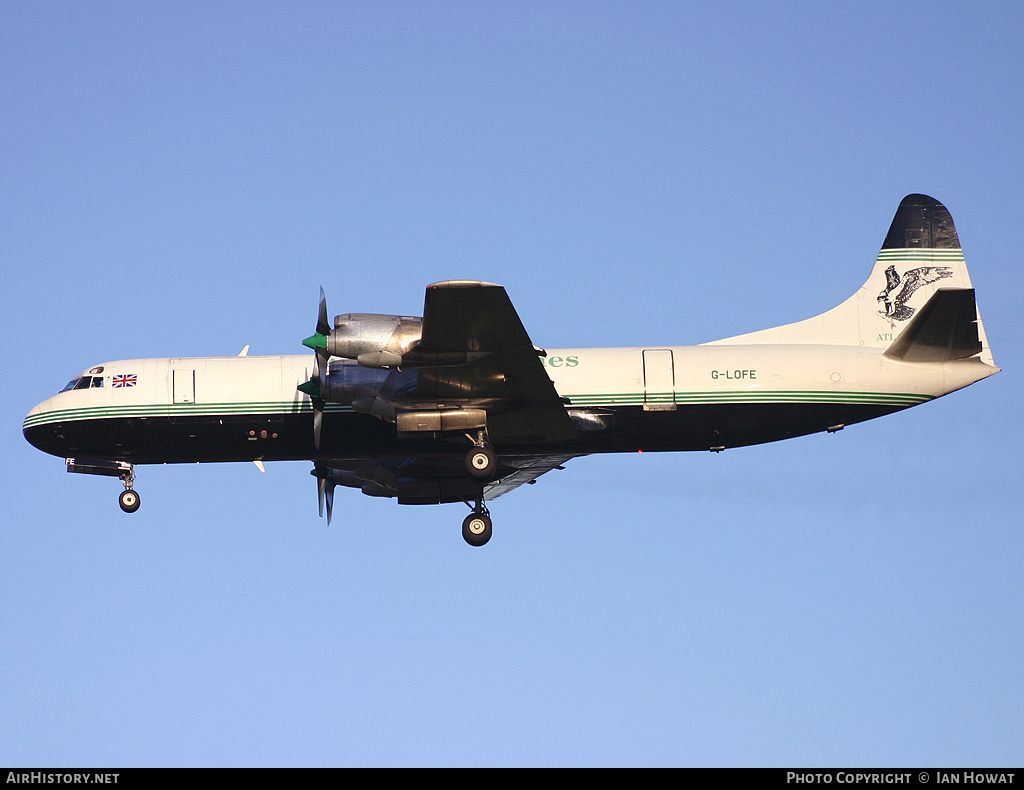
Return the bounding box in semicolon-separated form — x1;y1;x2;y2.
25;412;315;464
592;401;910;452
27;397;920;464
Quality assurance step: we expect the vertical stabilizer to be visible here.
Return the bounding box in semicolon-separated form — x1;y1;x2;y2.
708;195;996;367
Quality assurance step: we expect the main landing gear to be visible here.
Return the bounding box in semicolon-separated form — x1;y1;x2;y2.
462;501;492;547
462;430;496;546
464;430;497;479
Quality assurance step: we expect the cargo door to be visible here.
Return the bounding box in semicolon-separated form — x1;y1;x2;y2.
642;349;676;411
172;368;196;404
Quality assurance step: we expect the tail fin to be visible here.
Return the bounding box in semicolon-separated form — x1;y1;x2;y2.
709;194;996;367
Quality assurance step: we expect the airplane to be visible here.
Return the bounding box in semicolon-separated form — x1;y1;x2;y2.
23;194;998;546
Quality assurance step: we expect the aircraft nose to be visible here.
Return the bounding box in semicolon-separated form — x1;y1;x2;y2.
23;402;59;457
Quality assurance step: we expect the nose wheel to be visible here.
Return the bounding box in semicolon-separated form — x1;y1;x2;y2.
119;488;141;513
462;502;492;546
118;466;141;513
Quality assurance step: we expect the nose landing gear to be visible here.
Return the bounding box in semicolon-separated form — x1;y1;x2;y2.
66;458;142;515
118;487;141;513
117;465;140;513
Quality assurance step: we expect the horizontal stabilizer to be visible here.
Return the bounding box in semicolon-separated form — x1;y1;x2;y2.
884;288;982;362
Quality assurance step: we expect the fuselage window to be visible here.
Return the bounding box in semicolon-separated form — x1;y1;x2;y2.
91;377;104;387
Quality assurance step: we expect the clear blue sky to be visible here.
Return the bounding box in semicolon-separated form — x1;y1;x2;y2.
2;1;1021;767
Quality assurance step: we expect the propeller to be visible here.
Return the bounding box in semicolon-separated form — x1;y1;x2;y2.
298;287;332;449
312;464;336;525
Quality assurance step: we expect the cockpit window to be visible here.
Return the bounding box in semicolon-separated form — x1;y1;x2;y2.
61;376;104;392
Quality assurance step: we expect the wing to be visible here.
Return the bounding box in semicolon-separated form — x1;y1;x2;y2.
405;280;578;444
483;453;583;500
312;281;580;522
318;453;584;510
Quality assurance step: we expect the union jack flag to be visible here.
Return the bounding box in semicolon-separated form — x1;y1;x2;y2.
112;374;137;388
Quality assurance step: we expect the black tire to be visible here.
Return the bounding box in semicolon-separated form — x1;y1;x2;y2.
462;512;492;546
465;446;497;478
119;489;141;514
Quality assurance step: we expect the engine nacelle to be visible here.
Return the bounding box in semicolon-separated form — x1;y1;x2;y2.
324;466;397;498
328;313;423;368
317;361;417;424
319;360;392;405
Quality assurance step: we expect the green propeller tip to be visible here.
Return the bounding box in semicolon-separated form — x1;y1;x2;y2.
297;380;321;397
302;332;328;350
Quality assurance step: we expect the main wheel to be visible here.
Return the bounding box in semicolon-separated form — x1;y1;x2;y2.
119;489;141;513
465;446;497;478
462;512;492;547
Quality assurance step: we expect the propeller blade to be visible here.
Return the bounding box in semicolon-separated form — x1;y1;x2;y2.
303;287;330;350
312;464;336;524
325;479;335;525
303;289;333;451
312;346;329;449
313;400;324;450
317;286;331;337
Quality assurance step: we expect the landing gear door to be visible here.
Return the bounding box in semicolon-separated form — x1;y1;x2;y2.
642;349;677;411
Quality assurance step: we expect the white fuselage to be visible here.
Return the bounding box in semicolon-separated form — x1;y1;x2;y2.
24;341;995;466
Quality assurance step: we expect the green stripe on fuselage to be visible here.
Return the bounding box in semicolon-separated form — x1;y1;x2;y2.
23;390;931;428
